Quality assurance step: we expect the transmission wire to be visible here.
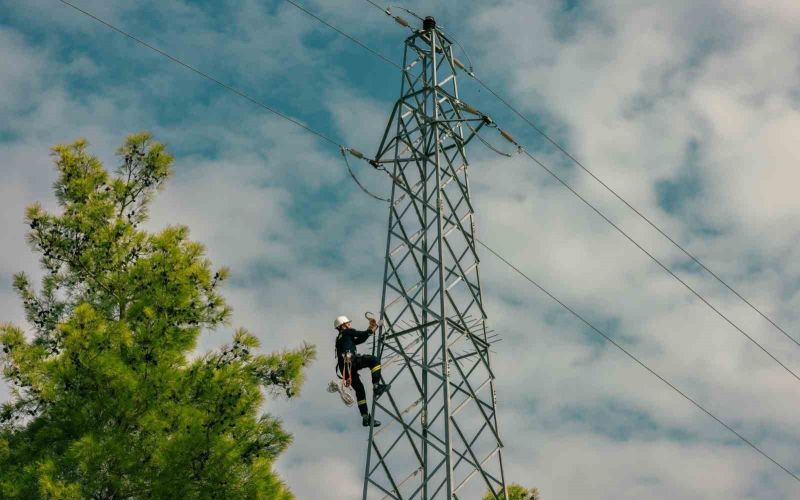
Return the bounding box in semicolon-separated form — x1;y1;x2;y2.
265;1;800;482
471;73;800;349
284;0;402;70
58;0;341;148
515;147;800;383
340;148;390;202
359;0;799;350
363;0;389;14
58;0;396;202
57;0;800;486
351;164;800;485
475;239;800;485
278;0;800;385
468;124;514;158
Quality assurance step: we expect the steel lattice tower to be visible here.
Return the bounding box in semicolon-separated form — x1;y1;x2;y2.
363;17;507;500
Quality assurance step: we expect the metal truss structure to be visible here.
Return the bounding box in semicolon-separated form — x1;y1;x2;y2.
363;17;507;500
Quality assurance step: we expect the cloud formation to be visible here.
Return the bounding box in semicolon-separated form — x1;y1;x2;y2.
1;1;799;498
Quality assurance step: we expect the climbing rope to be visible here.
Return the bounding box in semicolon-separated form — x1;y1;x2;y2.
326;351;356;407
327;379;356;407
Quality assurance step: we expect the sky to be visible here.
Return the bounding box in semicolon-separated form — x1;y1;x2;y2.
1;0;800;498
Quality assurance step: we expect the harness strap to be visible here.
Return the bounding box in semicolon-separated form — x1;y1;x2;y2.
342;353;353;388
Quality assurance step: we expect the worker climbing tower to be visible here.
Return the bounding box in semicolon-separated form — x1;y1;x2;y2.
364;16;507;499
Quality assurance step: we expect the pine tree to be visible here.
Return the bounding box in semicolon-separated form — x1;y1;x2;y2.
0;133;316;499
484;483;541;500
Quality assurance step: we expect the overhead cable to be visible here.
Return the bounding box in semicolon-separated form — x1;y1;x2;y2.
475;239;800;485
58;0;341;148
282;0;800;384
508;142;800;384
470;71;800;349
58;0;800;484
362;0;388;13
346;153;800;485
283;0;402;70
340;147;390;202
360;0;798;350
58;0;394;201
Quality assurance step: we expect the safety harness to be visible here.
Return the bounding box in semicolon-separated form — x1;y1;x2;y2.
342;351;354;387
328;313;383;408
329;330;356;407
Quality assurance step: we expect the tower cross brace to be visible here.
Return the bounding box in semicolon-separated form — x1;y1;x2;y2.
363;17;508;500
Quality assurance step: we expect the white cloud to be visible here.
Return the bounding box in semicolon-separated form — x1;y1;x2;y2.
2;1;800;498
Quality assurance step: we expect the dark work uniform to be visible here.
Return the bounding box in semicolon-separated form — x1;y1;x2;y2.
336;328;382;416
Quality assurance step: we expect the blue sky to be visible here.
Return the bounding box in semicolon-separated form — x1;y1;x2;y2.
2;1;800;498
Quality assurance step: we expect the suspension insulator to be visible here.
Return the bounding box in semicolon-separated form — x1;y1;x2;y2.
394;15;410;28
460;102;480;115
500;129;517;145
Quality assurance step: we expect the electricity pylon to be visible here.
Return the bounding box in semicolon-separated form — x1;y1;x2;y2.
363;16;507;500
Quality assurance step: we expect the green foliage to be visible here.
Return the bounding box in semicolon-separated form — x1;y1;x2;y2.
0;134;316;499
484;483;541;500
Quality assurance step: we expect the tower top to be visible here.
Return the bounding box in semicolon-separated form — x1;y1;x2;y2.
423;16;436;31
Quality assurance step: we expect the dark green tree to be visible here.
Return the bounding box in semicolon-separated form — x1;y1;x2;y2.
0;134;315;499
484;483;541;500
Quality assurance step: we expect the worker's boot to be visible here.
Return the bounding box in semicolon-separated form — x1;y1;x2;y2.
373;382;390;398
362;414;381;427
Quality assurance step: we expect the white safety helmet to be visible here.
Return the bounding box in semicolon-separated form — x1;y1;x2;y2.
334;315;351;329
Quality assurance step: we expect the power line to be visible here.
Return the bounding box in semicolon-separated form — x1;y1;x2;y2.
354;0;800;352
57;0;341;148
515;148;800;383
273;0;800;482
58;0;390;201
340;147;389;202
481;18;797;349
476;238;800;485
279;0;800;387
353;160;800;484
470;74;800;350
382;0;800;351
352;161;800;484
284;0;402;70
56;0;800;486
362;0;386;13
